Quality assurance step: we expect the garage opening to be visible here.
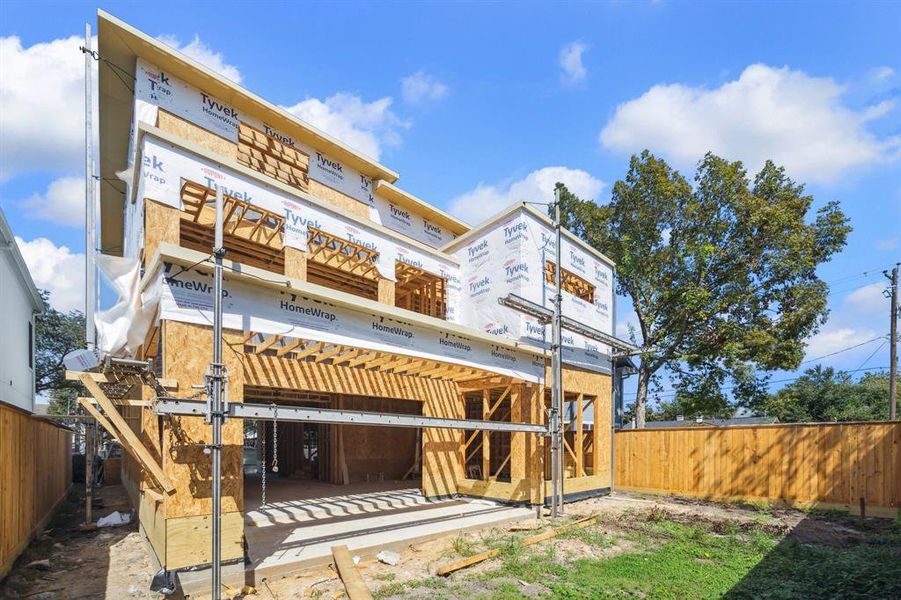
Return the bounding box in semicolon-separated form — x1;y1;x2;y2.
239;384;534;580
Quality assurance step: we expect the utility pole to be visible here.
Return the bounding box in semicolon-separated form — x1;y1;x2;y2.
207;188;228;600
82;22;96;529
550;188;564;516
887;264;899;420
83;23;96;351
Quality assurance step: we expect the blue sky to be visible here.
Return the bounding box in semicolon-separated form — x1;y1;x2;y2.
1;1;898;405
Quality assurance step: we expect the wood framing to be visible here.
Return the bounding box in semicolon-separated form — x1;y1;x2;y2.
394;261;447;318
544;261;595;303
237;122;310;192
79;374;174;492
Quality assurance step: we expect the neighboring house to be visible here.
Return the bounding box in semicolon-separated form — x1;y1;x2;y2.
642;415;779;429
0;206;43;413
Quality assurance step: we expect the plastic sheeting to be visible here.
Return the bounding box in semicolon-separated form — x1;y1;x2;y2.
94;254;160;357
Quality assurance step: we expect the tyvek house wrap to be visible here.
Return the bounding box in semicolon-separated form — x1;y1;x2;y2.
447;207;614;375
131;133;456;284
153;263;544;382
132;58;457;248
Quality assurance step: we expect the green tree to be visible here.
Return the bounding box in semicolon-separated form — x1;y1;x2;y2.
752;366;890;423
35;290;86;414
554;151;850;427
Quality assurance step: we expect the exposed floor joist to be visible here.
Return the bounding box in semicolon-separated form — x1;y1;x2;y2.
240;332;515;384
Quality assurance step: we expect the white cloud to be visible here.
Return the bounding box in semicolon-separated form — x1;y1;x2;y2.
877;238;898;250
15;236;85;312
600;64;900;184
870;66;895;82
156;34;242;83
448;166;605;225
401;71;449;104
804;326;880;362
0;32;238;179
281;94;408;160
845;282;887;317
559;41;588;86
0;35;91;179
20;176;85;226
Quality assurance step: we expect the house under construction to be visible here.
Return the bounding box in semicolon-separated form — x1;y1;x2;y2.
73;10;635;592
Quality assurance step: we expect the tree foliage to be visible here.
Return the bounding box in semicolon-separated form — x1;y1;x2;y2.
554;151;851;426
750;366;890;423
35;289;85;399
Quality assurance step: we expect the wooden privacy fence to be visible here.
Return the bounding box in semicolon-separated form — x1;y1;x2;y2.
0;403;73;579
614;422;900;516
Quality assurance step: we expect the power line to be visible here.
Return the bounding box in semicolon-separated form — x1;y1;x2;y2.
853;340;888;374
623;366;890;399
800;335;888;365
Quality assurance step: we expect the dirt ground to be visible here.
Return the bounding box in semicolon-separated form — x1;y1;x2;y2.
1;485;889;600
0;485;157;600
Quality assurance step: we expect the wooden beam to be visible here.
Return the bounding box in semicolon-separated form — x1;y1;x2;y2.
436;514;598;576
576;393;584;478
79;374;174;493
66;370;178;390
81;397;151;408
313;344;346;363
253;334;283;353
292;341;324;360
395;360;440;376
331;544;372;600
364;354;396;369
239;331;259;345
275;337;304;357
482;389;490;480
486;385;512;419
77;398;120;442
378;357;414;372
332;348;362;366
345;351;381;368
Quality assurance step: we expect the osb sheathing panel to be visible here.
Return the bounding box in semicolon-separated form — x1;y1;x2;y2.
244;354;458;402
144;200;181;267
422;387;464;498
157;110;238;161
284;246;308;280
157;111;372;223
456;478;533;502
377;278;395;305
307;179;371;220
161;321;245;518
165;511;244;570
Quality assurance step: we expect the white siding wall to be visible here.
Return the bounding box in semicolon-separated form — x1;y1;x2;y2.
0;248;36;412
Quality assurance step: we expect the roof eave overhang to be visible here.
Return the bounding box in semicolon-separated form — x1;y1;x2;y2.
441;202;617;268
372;180;470;236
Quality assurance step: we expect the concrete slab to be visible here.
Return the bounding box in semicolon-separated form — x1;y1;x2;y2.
242;482;533;582
245;479;434;528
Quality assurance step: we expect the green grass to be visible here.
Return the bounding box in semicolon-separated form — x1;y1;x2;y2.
472;517;901;599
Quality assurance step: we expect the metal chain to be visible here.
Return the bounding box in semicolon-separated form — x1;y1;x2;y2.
271;404;279;474
260;420;266;506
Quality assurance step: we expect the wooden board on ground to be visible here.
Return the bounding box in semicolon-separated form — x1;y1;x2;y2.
331;544;372;600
